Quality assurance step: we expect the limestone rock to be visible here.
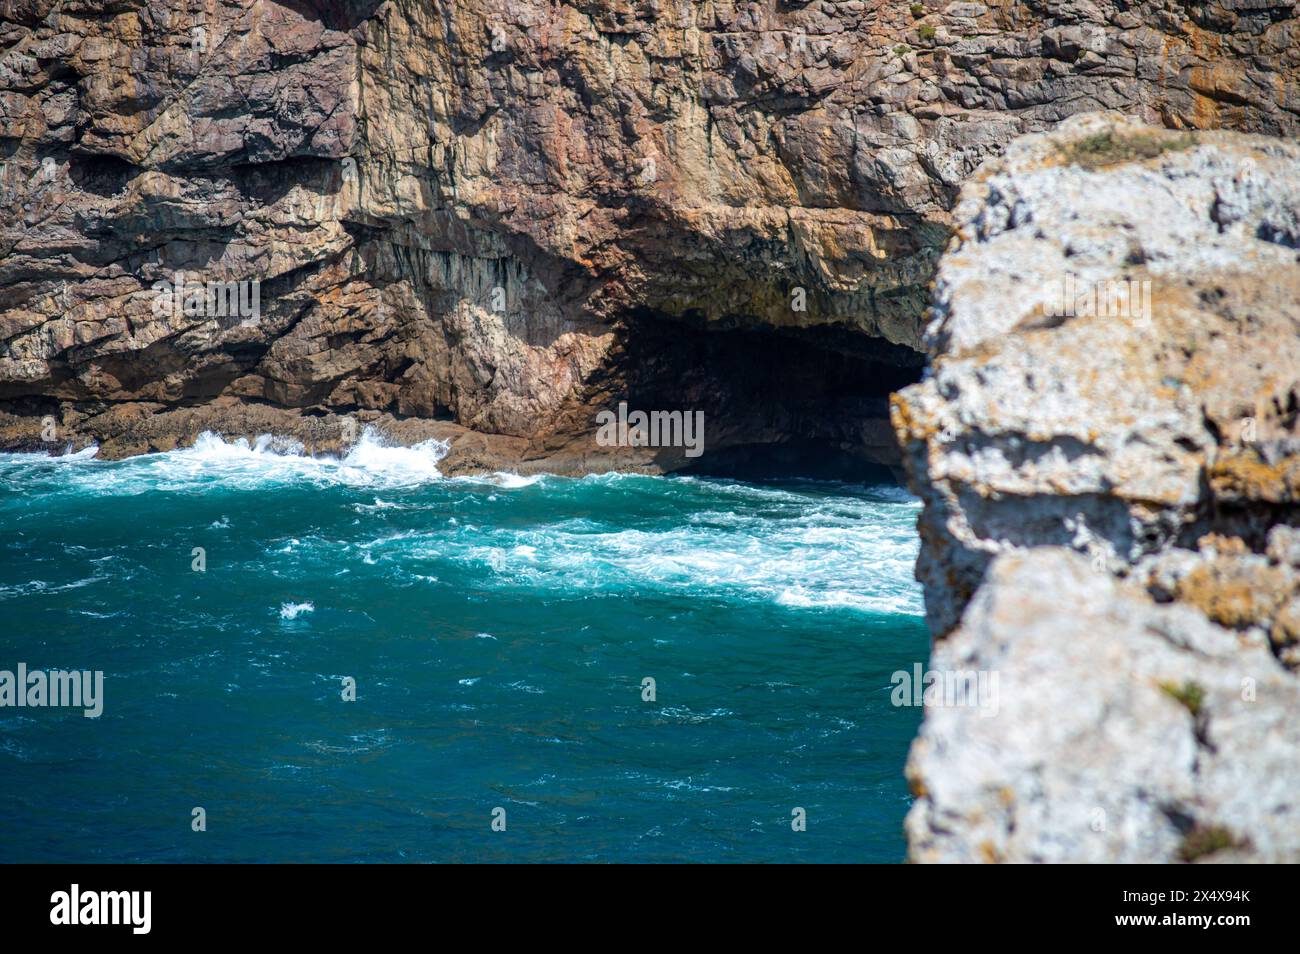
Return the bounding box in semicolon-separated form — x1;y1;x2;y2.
905;548;1300;863
894;113;1300;862
892;111;1300;635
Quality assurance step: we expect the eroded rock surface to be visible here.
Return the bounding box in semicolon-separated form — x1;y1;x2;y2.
2;1;1297;467
906;548;1300;863
893;112;1300;862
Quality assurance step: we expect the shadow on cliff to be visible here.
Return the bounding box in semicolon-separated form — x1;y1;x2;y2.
277;0;388;32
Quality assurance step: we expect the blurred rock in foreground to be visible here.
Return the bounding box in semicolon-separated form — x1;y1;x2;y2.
893;112;1300;863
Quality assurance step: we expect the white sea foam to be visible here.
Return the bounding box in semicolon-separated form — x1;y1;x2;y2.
279;601;315;620
51;445;100;462
1;434;924;617
0;576;106;600
776;586;917;615
0;426;449;493
327;482;925;616
439;501;924;614
173;428;448;488
450;471;546;489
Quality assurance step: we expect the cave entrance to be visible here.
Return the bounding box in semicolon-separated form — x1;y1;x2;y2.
613;309;925;484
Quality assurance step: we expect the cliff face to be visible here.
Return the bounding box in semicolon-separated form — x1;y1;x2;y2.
893;113;1300;862
2;1;1297;469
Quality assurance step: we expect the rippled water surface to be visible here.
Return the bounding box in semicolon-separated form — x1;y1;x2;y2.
0;432;926;862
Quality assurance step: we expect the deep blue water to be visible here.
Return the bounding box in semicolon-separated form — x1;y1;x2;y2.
0;431;927;862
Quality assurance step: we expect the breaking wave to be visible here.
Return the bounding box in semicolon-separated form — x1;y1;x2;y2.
0;427;449;493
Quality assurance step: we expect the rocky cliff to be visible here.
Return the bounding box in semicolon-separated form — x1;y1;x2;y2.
893;112;1300;862
2;1;1297;472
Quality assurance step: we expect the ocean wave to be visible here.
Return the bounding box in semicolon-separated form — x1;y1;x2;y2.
0;427;449;494
0;431;924;617
449;472;547;489
0;575;106;601
311;485;924;615
775;586;917;615
278;601;315;620
432;513;923;615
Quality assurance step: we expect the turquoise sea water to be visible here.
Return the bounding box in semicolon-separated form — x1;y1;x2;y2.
0;431;927;863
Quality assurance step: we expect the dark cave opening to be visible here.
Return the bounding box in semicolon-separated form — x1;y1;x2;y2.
612;309;926;484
